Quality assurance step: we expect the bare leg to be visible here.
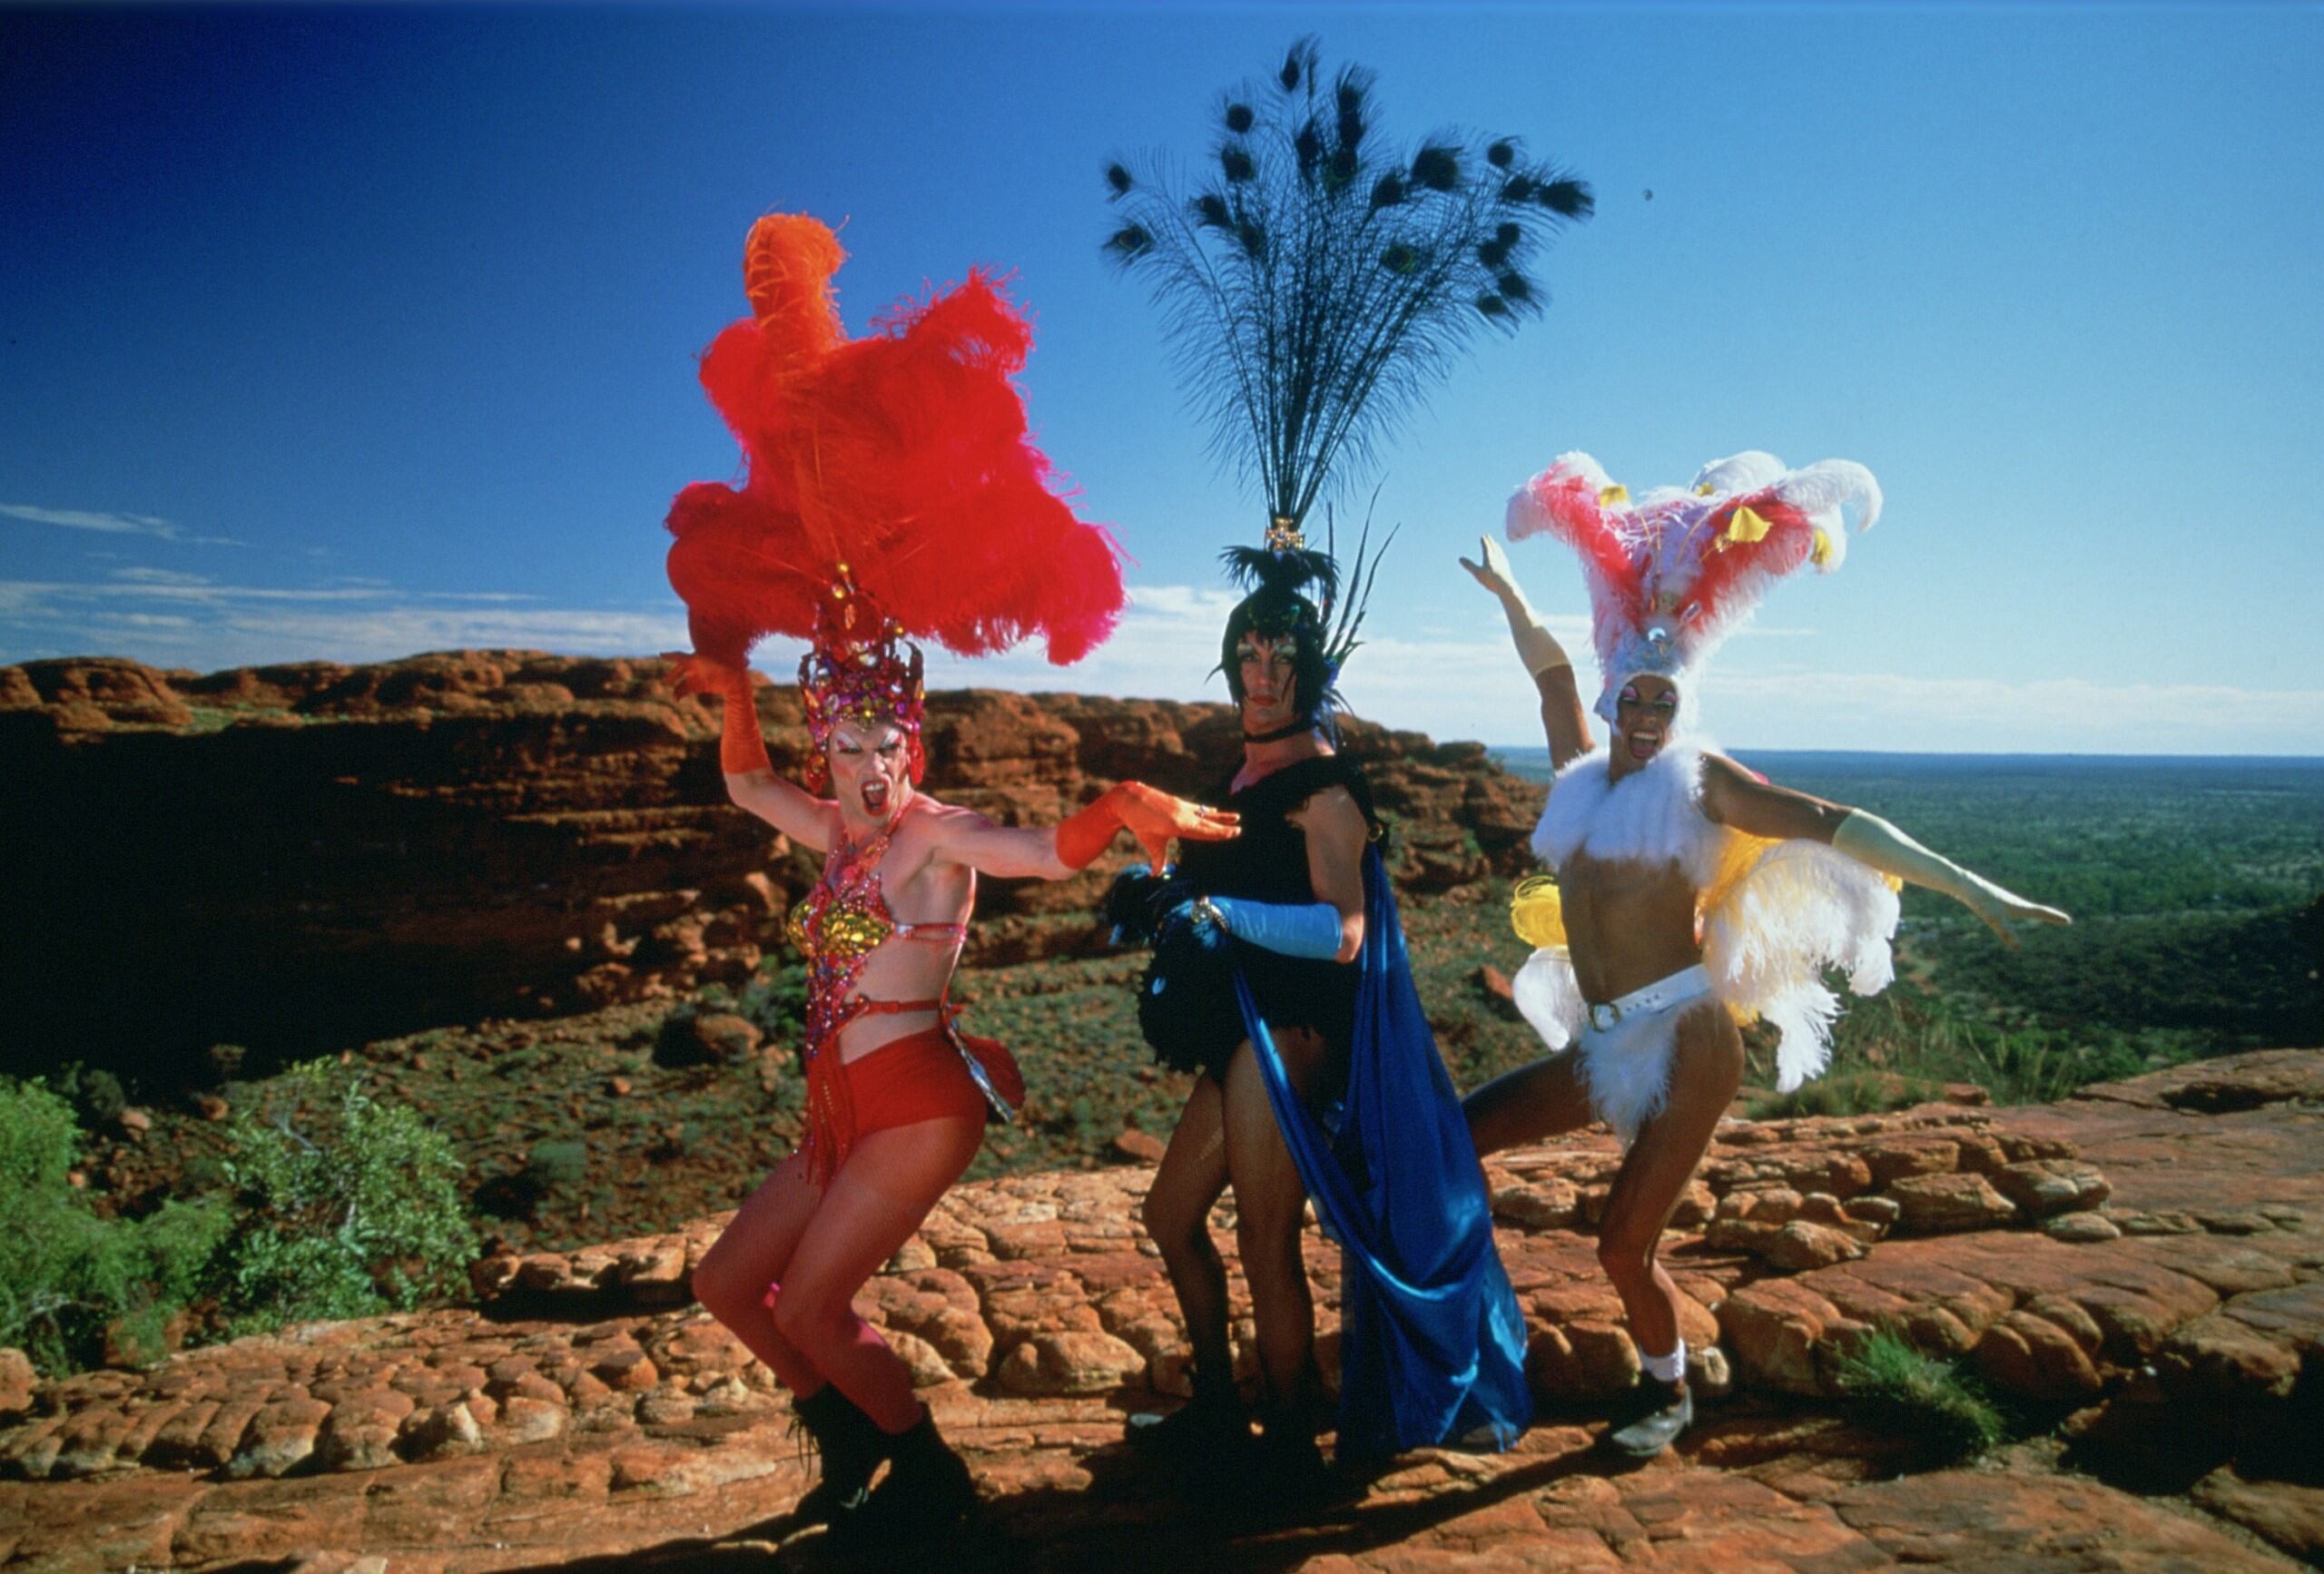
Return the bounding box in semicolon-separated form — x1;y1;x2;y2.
1464;1049;1599;1158
769;1114;985;1434
1220;1027;1336;1431
1595;1005;1741;1360
691;1155;826;1395
1141;1074;1233;1388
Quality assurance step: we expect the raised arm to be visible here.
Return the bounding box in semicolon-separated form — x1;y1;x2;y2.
1460;536;1593;768
1699;754;2073;948
664;653;842;853
922;782;1241;882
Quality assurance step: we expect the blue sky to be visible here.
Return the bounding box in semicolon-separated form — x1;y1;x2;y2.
3;4;2319;753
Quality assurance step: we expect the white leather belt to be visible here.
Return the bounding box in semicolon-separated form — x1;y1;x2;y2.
1584;964;1713;1033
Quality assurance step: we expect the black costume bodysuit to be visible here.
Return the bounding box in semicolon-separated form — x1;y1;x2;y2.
1152;753;1382;1082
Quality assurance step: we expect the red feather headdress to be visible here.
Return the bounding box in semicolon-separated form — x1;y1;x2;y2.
665;213;1125;782
1506;450;1881;728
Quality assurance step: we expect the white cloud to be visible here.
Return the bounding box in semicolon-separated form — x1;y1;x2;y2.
1;503;241;546
5;572;2317;754
92;612;196;629
108;566;214;586
0;575;688;672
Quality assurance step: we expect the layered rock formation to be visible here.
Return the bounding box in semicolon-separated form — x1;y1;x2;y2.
3;1052;2317;1569
0;654;1540;1083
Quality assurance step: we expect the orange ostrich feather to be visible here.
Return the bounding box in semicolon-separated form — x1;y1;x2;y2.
665;213;1124;669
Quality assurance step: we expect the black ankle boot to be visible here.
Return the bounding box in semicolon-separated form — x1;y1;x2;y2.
843;1406;977;1540
1125;1367;1251;1462
791;1385;888;1525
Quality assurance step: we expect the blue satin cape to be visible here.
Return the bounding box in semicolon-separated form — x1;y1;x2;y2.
1233;848;1533;1458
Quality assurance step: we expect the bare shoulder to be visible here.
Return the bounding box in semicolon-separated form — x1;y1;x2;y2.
904;794;980;840
1697;751;1755;821
1288;782;1366;840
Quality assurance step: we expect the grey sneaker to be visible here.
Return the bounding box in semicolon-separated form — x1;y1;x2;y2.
1603;1376;1692;1459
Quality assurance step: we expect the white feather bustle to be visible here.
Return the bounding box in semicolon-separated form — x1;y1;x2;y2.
1514;740;1900;1136
1703;841;1898;1093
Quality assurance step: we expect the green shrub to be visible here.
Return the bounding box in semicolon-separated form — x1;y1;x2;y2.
212;1061;474;1335
525;1137;589;1191
739;963;809;1044
0;1079;230;1374
1833;1325;2007;1463
46;1061;127;1126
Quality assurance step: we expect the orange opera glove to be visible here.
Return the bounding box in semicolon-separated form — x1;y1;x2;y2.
1056;782;1239;873
665;652;772;775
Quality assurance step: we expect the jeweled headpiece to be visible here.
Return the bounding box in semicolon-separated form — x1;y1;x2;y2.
1507;450;1883;733
665;212;1123;783
797;564;927;789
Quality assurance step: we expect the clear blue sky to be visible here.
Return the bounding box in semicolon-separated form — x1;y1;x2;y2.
4;4;2319;753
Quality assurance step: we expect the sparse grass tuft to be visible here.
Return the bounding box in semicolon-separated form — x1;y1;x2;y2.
1833;1325;2008;1463
1747;1071;1945;1121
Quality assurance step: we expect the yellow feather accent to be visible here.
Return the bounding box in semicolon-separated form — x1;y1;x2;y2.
1724;504;1772;545
1597;484;1630;507
1810;526;1836;568
1695;482;1716;497
1510;875;1567;949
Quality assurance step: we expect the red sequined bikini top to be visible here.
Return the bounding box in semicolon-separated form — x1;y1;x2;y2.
786;801;967;1058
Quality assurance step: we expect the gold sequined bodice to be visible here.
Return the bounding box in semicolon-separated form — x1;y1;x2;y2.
787;804;970;1065
786;880;893;963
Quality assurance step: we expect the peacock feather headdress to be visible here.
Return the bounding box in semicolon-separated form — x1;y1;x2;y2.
1103;37;1591;720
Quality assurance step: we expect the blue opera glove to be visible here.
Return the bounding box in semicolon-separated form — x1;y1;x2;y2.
1200;895;1344;959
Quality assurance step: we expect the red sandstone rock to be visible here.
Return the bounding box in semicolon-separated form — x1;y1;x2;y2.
2193;1465;2324;1562
2;654;1551;1073
1989;1157;2110;1218
1;1054;2317;1568
0;1349;32;1421
1885;1173;2018;1235
1108;1129;1166;1164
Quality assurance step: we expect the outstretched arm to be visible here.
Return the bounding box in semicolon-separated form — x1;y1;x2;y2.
664;653;842;853
1700;754;2072;948
1461;536;1594;768
923;782;1240;881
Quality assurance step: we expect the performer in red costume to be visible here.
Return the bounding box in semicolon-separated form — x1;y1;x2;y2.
664;213;1235;1539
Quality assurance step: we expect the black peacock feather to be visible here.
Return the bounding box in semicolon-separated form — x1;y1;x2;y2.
1099;35;1592;538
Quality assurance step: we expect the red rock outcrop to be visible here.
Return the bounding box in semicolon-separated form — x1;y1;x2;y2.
0;654;1540;1083
3;1052;2315;1569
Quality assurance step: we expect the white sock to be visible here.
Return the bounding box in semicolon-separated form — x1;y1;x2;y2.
1639;1340;1687;1383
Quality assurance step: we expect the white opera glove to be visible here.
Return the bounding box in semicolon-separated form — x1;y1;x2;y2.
1459;536;1571;677
1831;811;2072;948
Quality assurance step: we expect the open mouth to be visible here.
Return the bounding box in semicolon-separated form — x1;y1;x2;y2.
1626;731;1662;762
859;778;891;815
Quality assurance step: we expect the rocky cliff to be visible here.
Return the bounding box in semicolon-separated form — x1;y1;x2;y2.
0;654;1541;1084
3;1052;2319;1570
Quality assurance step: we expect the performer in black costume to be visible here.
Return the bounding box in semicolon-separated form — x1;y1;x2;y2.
1096;36;1586;1487
1108;540;1530;1487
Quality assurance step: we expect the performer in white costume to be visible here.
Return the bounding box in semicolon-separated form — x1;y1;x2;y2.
1461;449;2071;1458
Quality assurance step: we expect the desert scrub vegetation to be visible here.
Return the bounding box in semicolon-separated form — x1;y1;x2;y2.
1834;1324;2009;1464
0;1061;479;1373
0;1079;232;1374
210;1059;476;1335
1755;986;2153;1110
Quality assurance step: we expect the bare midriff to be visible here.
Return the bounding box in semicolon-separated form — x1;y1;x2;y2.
1559;852;1707;1003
